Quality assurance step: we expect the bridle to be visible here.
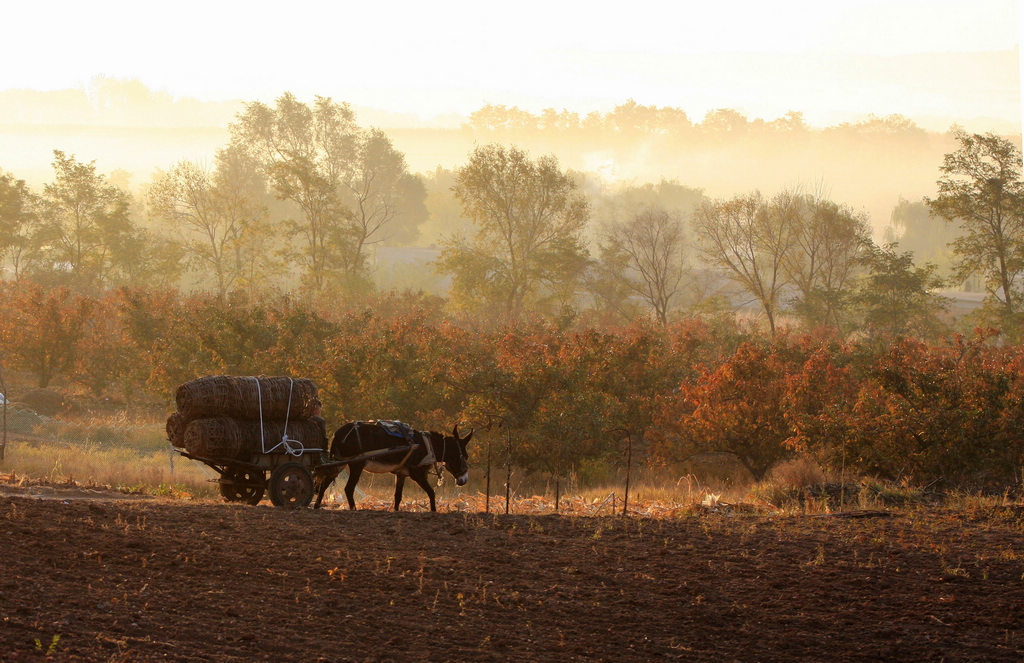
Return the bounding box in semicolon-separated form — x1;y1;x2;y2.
428;432;467;486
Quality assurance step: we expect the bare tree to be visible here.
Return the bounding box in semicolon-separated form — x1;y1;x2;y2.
598;206;689;325
693;191;797;334
149;147;270;301
784;193;871;328
338;128;420;274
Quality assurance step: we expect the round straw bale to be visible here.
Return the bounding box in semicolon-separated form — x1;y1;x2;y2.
166;412;187;448
175;376;320;421
183;416;328;459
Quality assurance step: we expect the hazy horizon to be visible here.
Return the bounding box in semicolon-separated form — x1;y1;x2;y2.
3;1;1020;126
1;0;1021;241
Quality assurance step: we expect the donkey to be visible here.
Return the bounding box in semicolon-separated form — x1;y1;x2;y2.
313;421;472;511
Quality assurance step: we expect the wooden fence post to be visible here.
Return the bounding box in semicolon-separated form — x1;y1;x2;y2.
606;428;632;516
505;426;512;515
485;435;492;514
0;349;8;463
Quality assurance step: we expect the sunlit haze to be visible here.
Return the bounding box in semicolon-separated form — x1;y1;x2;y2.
3;0;1021;128
1;0;1022;237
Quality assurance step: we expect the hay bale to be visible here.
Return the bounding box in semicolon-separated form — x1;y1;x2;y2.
183;416;328;459
175;376;320;422
166;412;187;448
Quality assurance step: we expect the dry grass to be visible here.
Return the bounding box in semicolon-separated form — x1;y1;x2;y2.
27;412;169;452
1;439;215;498
3;425;1020;515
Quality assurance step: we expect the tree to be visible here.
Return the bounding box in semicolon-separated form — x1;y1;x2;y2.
885;198;960;274
0;170;39;280
606;100;692;136
439;145;589;319
926;130;1024;324
35;151;140;290
231;93;420;297
385;172;429;246
0;283;92;387
651;341;802;481
149;146;273;300
852;242;947;339
74;292;133;398
784;194;871;329
466;105;538;134
338;128;426;263
701;108;749;135
419;167;473;243
693;191;796;334
231;93;359;296
597;206;690;325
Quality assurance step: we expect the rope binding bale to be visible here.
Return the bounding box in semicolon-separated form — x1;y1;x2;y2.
183;416;328;460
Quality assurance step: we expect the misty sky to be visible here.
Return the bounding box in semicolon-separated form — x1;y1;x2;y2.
3;0;1022;129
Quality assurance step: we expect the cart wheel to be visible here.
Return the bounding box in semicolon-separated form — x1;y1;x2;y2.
219;468;266;505
269;462;314;508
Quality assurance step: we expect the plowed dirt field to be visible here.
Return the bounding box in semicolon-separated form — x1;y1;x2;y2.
1;486;1022;661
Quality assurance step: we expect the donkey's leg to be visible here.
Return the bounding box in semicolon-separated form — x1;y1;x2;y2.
411;468;437;512
393;475;406;511
312;470;337;509
345;463;364;510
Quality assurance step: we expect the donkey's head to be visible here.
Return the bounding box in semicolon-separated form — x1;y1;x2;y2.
438;424;473;486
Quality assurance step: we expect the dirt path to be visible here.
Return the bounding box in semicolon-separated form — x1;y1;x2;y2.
1;493;1022;661
0;482;153;502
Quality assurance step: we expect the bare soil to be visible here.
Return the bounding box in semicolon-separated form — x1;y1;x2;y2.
1;487;1022;661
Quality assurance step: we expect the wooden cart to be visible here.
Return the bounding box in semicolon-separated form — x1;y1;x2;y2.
176;442;416;508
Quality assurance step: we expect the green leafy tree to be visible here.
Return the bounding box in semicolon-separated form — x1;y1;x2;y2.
439;145;589;319
340;128;427;256
885;198;960;275
231;93;359;296
35;151;140;290
852;242;948;339
386;172;429;247
419;167;472;243
0;170;40;280
926;130;1024;326
231;93;420;298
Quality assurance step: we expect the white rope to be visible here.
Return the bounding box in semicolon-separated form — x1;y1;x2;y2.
279;377;303;456
256;377;266;453
281;378;293;444
255;376;303;457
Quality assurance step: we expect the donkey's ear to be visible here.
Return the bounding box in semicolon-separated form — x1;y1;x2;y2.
461;428;474;446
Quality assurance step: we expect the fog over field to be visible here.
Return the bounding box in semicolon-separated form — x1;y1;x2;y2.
0;1;1020;242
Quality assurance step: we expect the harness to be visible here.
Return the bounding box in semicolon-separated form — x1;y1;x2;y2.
338;422;446;482
428;432;444;485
